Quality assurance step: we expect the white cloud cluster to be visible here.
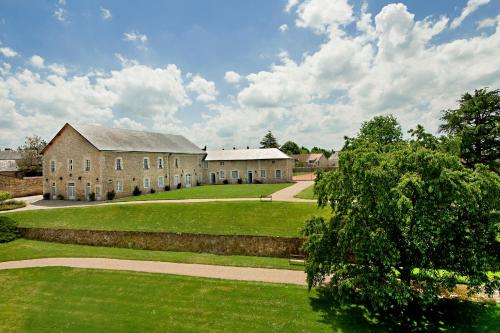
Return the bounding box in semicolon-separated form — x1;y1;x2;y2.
123;31;148;44
100;7;112;20
53;0;68;23
0;47;17;58
293;0;354;35
224;70;241;84
279;24;288;32
451;0;490;29
477;13;500;29
186;74;218;102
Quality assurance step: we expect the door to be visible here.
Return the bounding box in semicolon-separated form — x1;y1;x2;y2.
95;185;101;201
85;182;91;200
210;173;216;184
186;174;192;188
247;171;253;184
67;182;76;200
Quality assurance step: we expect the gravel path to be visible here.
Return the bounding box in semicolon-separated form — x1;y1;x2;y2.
0;258;307;285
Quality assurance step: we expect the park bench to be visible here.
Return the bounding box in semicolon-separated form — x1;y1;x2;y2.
289;254;306;266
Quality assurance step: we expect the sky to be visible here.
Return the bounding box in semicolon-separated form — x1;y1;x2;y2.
1;0;500;150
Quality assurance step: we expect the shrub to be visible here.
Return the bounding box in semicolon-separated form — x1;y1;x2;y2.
150;188;155;194
88;192;96;201
254;179;262;184
106;190;116;200
57;194;64;200
0;191;11;203
0;216;20;243
133;186;142;196
43;193;51;200
223;179;229;185
0;200;26;211
237;178;243;184
164;185;170;191
196;181;201;186
176;183;182;189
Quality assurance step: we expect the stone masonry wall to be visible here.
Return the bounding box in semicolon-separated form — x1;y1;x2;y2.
19;227;305;258
0;175;43;197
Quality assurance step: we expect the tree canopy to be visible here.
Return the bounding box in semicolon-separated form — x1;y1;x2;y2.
280;141;300;155
17;135;47;176
344;114;402;150
440;88;500;171
259;131;279;149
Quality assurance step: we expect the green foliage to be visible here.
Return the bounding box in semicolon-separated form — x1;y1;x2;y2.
106;190;116;200
0;191;11;202
0;200;26;211
133;186;142;196
299;146;310;154
17;135;47;176
304;118;500;325
280;141;300;155
344;115;402;150
259;131;279;148
440;88;500;171
0;217;20;243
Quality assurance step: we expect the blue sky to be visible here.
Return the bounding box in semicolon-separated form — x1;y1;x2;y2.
1;0;500;150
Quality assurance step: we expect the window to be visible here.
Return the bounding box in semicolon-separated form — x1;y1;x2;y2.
220;161;224;166
158;157;164;169
158;176;164;188
115;158;123;171
174;175;180;186
275;169;282;178
143;177;150;189
260;170;266;178
175;158;179;168
50;160;56;173
231;170;239;179
203;161;208;169
219;170;225;179
51;182;56;198
68;159;73;171
115;180;123;193
84;159;91;172
143;157;150;170
272;160;275;164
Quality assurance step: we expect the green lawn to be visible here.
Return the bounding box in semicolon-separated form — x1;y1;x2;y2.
294;185;316;199
0;239;303;270
116;183;292;201
4;201;328;236
0;267;497;332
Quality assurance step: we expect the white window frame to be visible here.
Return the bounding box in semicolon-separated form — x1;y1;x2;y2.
68;159;73;171
174;175;180;186
219;170;225;179
143;157;150;170
260;170;267;178
231;170;239;179
143;177;150;189
115;180;123;193
50;160;56;173
275;169;282;178
84;159;91;172
158;176;164;188
115;157;123;171
158;157;164;169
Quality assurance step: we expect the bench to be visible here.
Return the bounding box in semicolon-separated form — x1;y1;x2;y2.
260;195;272;202
289;254;306;266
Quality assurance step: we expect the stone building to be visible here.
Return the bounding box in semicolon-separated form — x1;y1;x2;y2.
41;123;206;200
203;148;293;184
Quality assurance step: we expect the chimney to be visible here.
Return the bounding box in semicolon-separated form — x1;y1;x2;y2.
246;146;249;149
233;146;236;150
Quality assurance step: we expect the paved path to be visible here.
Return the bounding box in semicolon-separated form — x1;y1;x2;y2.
0;258;307;285
4;182;316;212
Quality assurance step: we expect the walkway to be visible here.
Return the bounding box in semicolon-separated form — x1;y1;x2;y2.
0;258;307;286
4;182;316;212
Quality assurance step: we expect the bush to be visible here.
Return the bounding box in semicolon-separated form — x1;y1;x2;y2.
223;179;229;185
88;192;96;201
57;194;64;200
0;200;26;211
0;191;11;202
164;185;170;191
106;190;115;200
0;217;20;243
196;181;201;186
150;188;155;194
237;178;243;184
176;183;182;189
254;179;262;184
43;193;51;200
133;186;142;196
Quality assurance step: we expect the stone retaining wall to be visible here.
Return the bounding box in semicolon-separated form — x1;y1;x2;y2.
19;227;305;258
0;175;42;197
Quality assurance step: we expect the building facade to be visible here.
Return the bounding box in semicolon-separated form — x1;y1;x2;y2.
42;123;206;200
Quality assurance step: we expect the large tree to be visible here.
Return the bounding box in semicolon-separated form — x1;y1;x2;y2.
259;131;279;148
344;114;402;149
440;88;500;171
280;141;300;155
303;117;499;325
17;135;47;176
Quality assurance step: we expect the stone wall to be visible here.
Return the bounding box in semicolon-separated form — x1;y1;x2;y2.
0;175;42;197
19;227;305;258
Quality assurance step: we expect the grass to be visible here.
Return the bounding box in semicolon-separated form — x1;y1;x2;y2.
116;183;292;201
0;200;26;211
4;201;328;236
0;239;304;270
0;267;497;332
292;171;312;176
294;185;316;199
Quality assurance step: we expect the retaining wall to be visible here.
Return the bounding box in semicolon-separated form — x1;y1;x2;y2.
0;175;42;197
19;227;305;258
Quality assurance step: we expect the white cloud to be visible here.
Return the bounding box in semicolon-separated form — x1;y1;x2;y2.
123;31;148;44
294;0;354;35
186;75;218;102
29;55;45;68
279;24;289;32
100;7;112;20
53;7;67;22
451;0;490;29
0;47;17;58
477;14;500;29
115;53;139;67
113;117;145;131
285;0;300;13
48;63;67;76
224;71;241;84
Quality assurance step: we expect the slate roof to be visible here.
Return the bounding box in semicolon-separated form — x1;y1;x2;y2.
45;123;205;154
205;148;291;161
0;150;22;160
291;153;324;163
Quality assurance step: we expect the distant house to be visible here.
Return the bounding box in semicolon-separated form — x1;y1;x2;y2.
204;148;293;184
328;151;339;167
291;153;328;168
0;149;22;177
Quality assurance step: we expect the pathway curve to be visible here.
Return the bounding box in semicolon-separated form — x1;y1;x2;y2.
3;182;316;212
0;258;307;285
